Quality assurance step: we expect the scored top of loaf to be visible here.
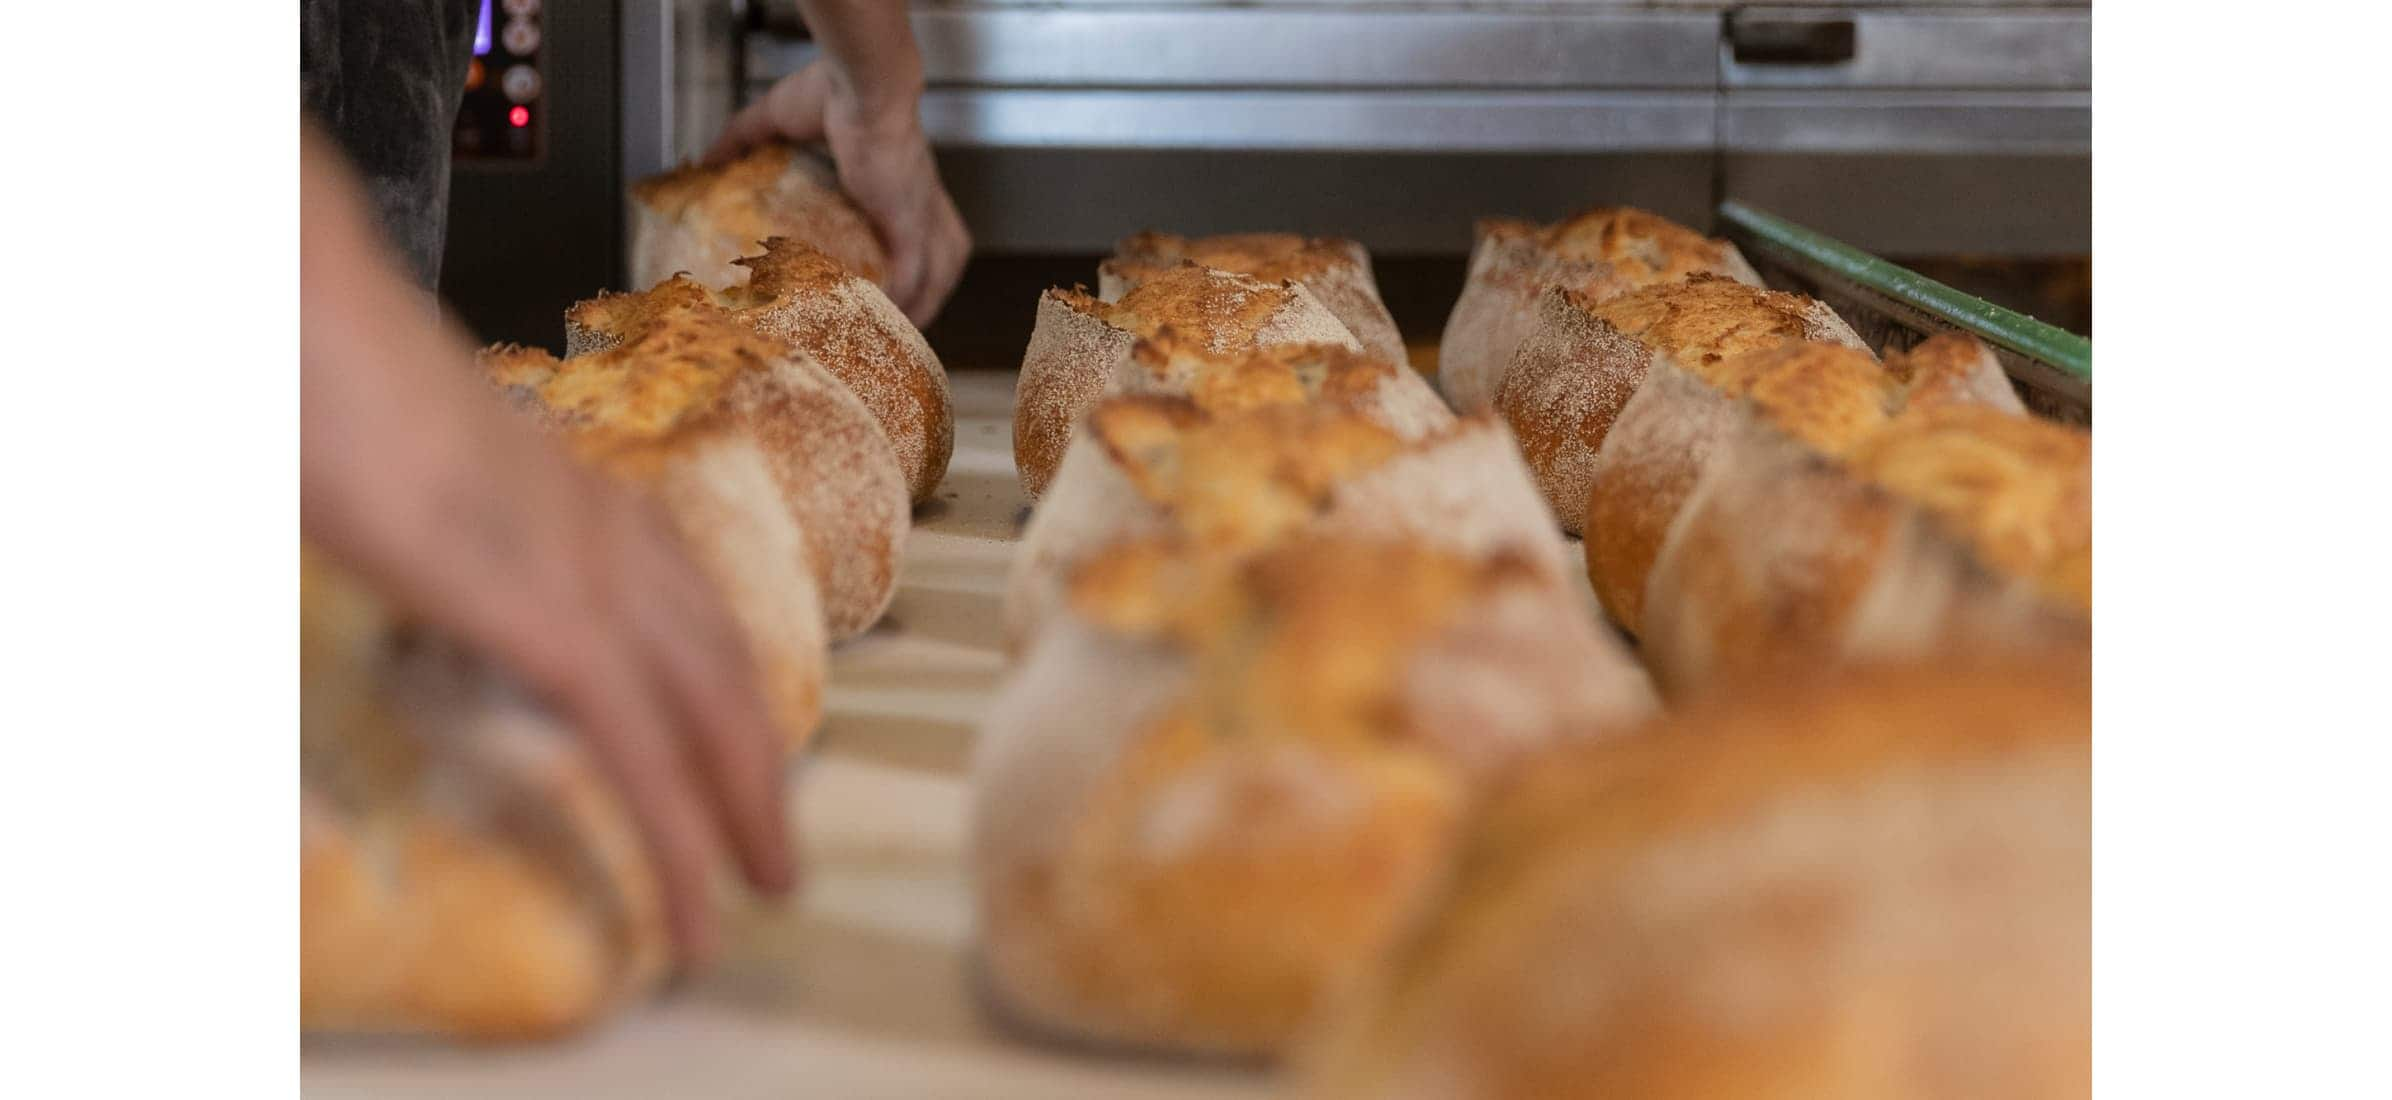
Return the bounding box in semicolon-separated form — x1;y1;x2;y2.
1050;264;1326;348
1126;335;1403;415
1584;274;1840;371
482;310;781;438
1845;402;2093;612
1068;537;1558;737
1699;342;1901;459
628;143;886;284
1086;396;1407;554
1105;231;1360;286
1478;206;1743;282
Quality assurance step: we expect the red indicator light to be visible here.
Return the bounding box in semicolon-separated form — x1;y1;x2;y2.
508;106;530;128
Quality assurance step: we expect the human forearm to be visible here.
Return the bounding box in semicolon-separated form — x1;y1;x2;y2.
791;0;925;120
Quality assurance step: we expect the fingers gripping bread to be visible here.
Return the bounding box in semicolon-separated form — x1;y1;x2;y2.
1012;265;1363;497
1100;232;1411;369
628;142;887;293
487;310;908;640
301;550;671;1040
1439;208;1764;414
571;237;954;504
974;538;1655;1059
1295;651;2090;1100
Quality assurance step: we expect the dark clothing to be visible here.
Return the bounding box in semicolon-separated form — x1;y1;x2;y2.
302;0;478;288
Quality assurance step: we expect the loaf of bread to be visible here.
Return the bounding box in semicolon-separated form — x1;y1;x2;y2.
302;548;671;1040
629;143;887;292
1012;265;1361;497
1439;208;1764;414
1009;390;1559;652
1295;649;2090;1100
1584;334;2020;637
1643;387;2089;698
1100;232;1409;369
1499;274;1869;539
974;537;1656;1059
487;309;908;640
570;236;953;504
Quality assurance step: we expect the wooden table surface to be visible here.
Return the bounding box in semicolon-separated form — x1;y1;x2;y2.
301;371;1274;1100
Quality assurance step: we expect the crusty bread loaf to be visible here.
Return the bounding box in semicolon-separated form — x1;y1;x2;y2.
628;143;887;292
974;537;1655;1059
1295;650;2090;1100
1008;390;1560;651
487;310;908;640
1100;232;1409;369
1584;333;2021;637
570;237;953;504
1643;393;2088;698
1012;265;1362;497
301;548;671;1040
1439;208;1764;414
1499;275;1869;539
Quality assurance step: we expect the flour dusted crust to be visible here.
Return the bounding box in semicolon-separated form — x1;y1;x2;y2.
572;238;954;503
628;143;887;292
1637;342;2085;697
1295;651;2090;1100
974;538;1654;1059
1502;276;1869;539
486;310;908;640
1012;265;1362;497
571;426;827;746
1122;334;1454;444
1439;208;1764;413
301;549;670;1040
1005;395;1566;652
1100;232;1410;369
1579;321;1884;634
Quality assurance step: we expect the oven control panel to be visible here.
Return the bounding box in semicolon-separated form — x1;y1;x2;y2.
454;0;544;161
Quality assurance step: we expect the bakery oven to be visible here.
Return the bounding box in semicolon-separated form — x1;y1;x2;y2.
437;1;2088;353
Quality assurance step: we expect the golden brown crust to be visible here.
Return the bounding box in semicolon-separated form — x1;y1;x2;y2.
1011;268;1366;498
1107;231;1350;286
1583;274;1827;374
569;238;953;503
1297;650;2090;1100
629;143;886;288
1581;339;1891;633
1846;402;2092;612
1438;209;1763;413
979;537;1650;1056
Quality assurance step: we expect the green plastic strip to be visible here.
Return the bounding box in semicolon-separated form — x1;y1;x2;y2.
1716;200;2092;382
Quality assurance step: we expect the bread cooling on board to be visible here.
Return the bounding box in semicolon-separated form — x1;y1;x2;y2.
1295;649;2090;1100
1100;232;1410;369
569;236;953;505
1012;264;1363;497
973;536;1655;1060
1498;274;1871;542
301;548;671;1040
486;309;907;640
1642;371;2087;698
1010;391;1558;654
628;142;886;293
1440;207;1764;414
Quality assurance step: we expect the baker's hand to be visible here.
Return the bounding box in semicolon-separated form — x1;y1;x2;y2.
317;411;800;970
707;59;970;328
302;123;795;968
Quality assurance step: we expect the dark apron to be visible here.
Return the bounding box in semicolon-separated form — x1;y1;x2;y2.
301;0;479;290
